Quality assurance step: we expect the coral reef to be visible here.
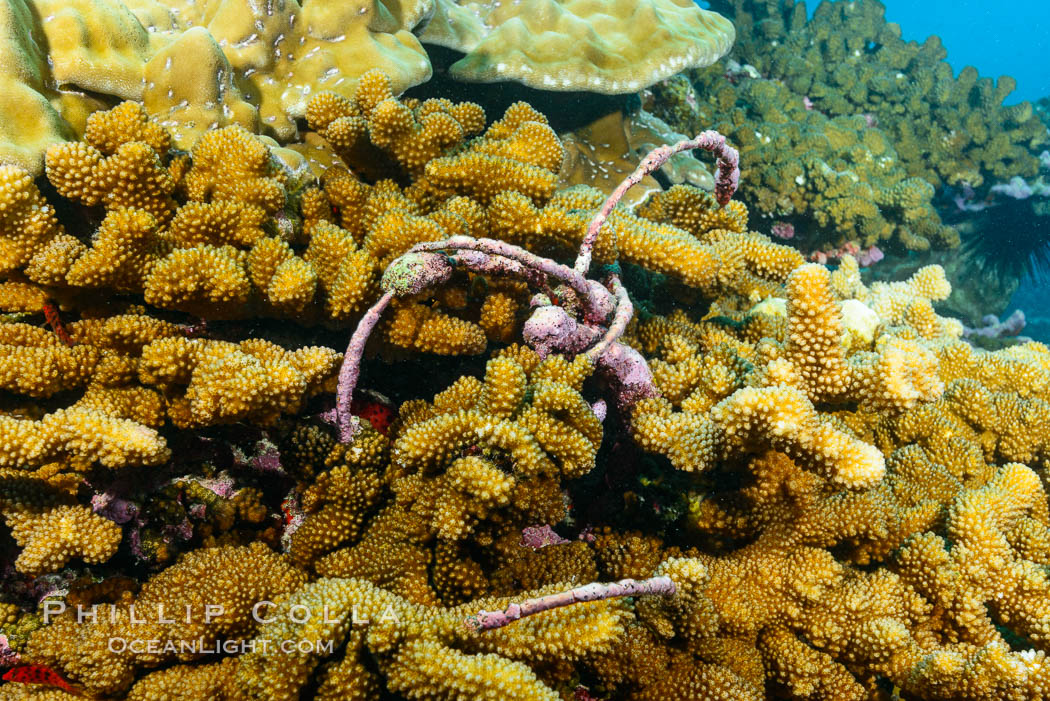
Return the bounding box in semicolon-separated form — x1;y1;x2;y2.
3;62;1050;701
0;0;735;176
706;0;1046;192
648;69;959;253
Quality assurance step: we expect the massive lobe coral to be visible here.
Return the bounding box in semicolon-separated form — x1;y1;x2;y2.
420;0;735;93
0;0;737;175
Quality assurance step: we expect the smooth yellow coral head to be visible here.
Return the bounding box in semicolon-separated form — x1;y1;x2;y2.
421;0;735;93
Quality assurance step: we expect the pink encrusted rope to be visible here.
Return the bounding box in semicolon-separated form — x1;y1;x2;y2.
583;275;631;364
412;236;609;320
335;238;626;441
334;134;737;441
463;576;676;632
574;130;739;276
336;290;394;443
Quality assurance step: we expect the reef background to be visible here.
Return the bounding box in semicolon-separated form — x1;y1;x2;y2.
1;0;1050;699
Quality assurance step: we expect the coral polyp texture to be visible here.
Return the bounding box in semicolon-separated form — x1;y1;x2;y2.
705;0;1046;192
2;63;1050;701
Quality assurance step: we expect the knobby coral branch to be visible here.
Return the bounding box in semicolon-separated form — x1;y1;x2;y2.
463;576;676;631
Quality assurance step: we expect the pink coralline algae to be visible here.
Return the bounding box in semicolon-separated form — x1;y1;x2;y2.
857;245;885;266
574;686;601;701
280;489;307;551
520;525;571;549
990;175;1050;200
963;310;1028;341
590;399;608;423
770;221;795;239
91;491;139;524
810;241;883;267
192;475;237;499
0;635;20;668
953;183;991;212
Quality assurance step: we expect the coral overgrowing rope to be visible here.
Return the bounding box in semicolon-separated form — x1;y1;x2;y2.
336;130;738;442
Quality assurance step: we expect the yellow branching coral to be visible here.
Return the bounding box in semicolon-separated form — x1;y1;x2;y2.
478;290;520;343
290;463;385;569
46;124;177;224
422;102;564;206
636;184;749;238
628;258;959;491
315;504;440;606
718;0;1046;190
0;406;169;470
382;354;599;544
66;313;183;353
779;263;853;402
712;386;885;488
139;337;340;428
0;166;63;274
308;70;485;178
143;244;251;314
0;325;98;397
3;505;121;576
384;302;487;356
182;126;287;214
25;542;307;697
232;575;627;701
657;65;960;251
6;53;1050;701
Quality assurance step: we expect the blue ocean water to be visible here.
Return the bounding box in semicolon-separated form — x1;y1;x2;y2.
878;2;1048;106
829;0;1047;104
844;1;1050;340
